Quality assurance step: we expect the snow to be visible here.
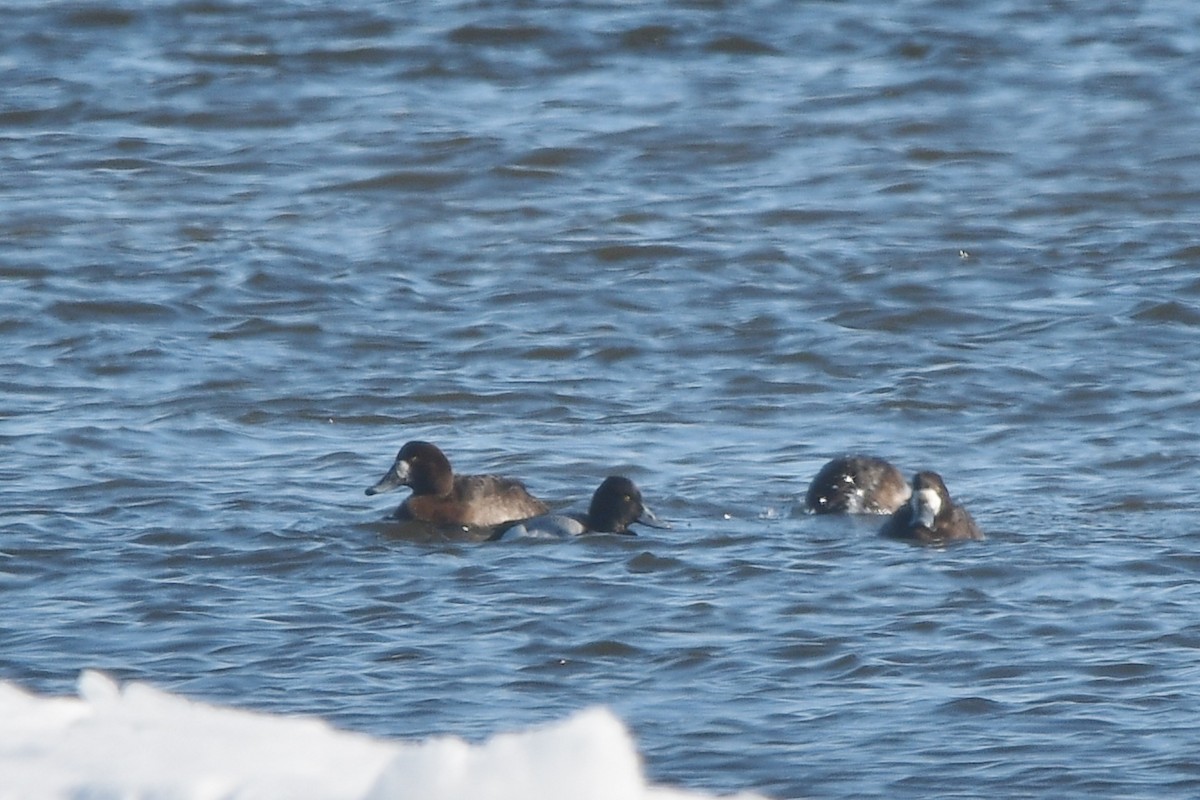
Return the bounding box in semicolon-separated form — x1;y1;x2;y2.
0;672;766;800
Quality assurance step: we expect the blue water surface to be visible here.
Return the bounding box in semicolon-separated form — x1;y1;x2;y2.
4;1;1200;797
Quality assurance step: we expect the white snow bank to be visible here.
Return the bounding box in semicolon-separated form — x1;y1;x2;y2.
0;671;766;800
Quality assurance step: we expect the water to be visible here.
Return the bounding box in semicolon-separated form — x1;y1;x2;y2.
3;1;1200;797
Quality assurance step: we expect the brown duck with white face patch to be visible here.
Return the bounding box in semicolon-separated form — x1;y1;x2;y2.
880;471;983;544
366;440;549;528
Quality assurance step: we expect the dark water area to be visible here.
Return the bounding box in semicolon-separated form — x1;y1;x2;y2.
4;1;1200;797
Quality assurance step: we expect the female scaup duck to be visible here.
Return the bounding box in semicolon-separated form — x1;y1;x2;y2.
805;455;910;515
880;471;983;544
365;440;549;528
489;476;670;541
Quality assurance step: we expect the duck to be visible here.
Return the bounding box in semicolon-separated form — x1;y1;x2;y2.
880;471;984;544
805;455;911;515
489;476;669;541
365;440;549;528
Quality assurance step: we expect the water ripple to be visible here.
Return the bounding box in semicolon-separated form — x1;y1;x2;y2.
5;1;1200;797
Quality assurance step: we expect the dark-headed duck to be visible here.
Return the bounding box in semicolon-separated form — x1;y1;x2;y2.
880;471;983;544
805;455;911;515
489;476;669;541
366;440;549;528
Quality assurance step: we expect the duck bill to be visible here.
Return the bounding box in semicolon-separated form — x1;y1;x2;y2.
365;461;410;496
636;504;672;530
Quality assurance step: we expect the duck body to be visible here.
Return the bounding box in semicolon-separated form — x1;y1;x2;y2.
805;455;911;515
490;476;668;541
366;441;548;528
880;471;983;544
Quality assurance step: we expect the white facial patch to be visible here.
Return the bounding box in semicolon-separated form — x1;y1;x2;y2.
913;487;941;528
393;460;412;481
